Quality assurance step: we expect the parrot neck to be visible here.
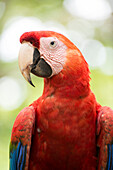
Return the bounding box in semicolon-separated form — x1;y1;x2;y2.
42;51;90;99
42;70;90;99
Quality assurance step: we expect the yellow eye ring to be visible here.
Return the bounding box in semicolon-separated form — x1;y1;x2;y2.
50;41;57;48
50;41;55;46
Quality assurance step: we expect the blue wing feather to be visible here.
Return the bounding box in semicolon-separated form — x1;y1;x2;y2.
20;145;27;170
10;142;27;170
107;144;113;170
17;144;23;169
107;144;111;170
111;145;113;169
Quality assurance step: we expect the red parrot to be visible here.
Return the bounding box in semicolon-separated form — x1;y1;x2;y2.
9;31;113;170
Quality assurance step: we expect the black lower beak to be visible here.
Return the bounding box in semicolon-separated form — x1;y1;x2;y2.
31;48;52;78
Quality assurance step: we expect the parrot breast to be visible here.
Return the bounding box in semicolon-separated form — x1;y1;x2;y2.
29;89;97;170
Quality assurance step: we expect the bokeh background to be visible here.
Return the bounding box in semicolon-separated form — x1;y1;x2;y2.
0;0;113;169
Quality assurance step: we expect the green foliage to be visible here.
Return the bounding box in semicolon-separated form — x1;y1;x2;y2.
0;0;113;169
91;69;113;108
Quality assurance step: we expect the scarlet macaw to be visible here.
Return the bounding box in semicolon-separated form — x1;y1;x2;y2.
10;31;113;170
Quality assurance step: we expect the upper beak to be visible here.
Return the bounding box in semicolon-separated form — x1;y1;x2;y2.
18;42;52;87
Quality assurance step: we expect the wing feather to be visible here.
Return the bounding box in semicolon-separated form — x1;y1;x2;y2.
97;105;113;170
10;105;36;170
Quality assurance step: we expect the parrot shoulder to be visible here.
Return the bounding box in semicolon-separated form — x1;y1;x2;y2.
10;105;36;170
97;105;113;169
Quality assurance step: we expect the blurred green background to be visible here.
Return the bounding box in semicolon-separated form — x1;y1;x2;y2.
0;0;113;169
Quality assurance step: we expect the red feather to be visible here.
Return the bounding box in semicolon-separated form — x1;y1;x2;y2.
10;31;113;170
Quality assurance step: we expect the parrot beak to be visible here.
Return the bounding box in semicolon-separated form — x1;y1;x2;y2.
18;42;52;87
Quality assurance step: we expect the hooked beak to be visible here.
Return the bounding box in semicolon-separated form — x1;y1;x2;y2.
18;42;52;87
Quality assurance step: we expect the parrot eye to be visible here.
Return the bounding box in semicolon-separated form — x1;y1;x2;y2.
50;41;55;46
50;41;57;48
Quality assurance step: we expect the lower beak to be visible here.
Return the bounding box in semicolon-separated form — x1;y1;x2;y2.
18;42;52;87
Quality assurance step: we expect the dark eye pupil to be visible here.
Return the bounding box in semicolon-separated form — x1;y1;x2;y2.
50;41;55;45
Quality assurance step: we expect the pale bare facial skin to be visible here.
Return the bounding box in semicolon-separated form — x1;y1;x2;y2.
39;37;67;76
18;37;67;86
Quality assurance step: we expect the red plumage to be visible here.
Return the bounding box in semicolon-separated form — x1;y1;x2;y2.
10;31;113;170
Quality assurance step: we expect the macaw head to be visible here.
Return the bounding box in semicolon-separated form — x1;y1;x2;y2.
19;31;89;95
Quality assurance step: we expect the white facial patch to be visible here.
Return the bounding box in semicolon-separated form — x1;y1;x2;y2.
39;37;67;76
